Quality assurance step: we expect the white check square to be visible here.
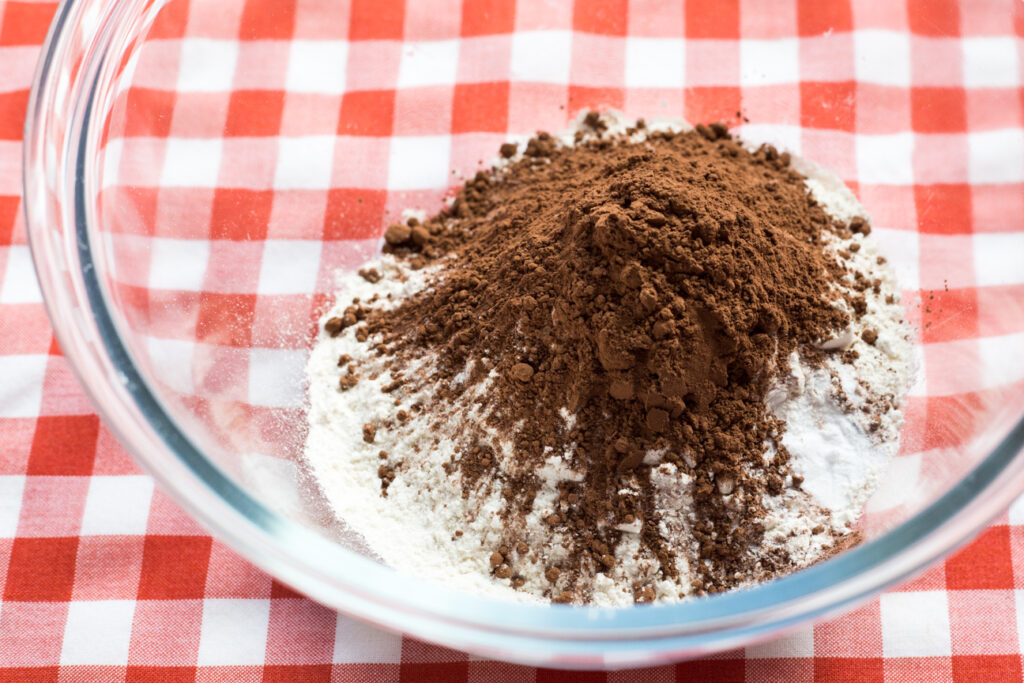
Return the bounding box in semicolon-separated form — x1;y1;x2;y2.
144;337;196;395
511;30;572;84
1;245;43;304
624;38;685;88
0;354;47;418
398;40;460;88
161;138;223;188
979;332;1024;391
177;39;239;92
963;37;1020;89
0;476;25;538
148;237;210;291
257;239;322;295
746;626;815;658
333;614;403;663
973;232;1024;287
80;476;154;536
856;133;914;185
968;129;1024;184
741;39;799;86
248;348;308;408
61;601;136;665
287;41;348;94
854;30;910;86
880;591;951;657
197;599;271;666
388;136;451;190
274;136;336;190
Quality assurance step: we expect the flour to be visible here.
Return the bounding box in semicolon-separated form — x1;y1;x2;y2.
303;113;915;604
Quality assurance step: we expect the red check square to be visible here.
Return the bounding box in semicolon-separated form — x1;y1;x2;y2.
675;658;746;681
811;655;884;679
914;184;972;235
338;91;396;137
225;91;285;138
911;87;967;133
28;415;99;476
0;90;29;140
323;189;387;241
137;536;213;600
263;665;333;682
0;195;19;246
573;0;628;36
349;0;404;40
0;2;58;46
685;87;741;125
196;293;258;348
947;526;1015;590
239;0;296;39
797;0;853;36
123;88;177;138
685;0;739;38
4;537;79;602
461;0;516;36
452;82;510;134
211;189;274;241
908;0;961;36
126;667;198;683
801;82;856;131
952;655;1023;683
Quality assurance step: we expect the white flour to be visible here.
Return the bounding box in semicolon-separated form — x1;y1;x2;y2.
303;113;915;605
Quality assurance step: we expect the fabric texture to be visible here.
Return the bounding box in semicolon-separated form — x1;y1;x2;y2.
2;0;1024;679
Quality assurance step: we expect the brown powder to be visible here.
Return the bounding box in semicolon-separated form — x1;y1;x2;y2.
341;117;869;600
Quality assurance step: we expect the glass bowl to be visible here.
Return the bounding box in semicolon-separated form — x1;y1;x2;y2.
23;0;1024;668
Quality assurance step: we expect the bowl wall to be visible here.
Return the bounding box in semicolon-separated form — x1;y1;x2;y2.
24;0;1024;667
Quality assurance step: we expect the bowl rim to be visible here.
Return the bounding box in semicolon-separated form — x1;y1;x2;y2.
22;0;1024;667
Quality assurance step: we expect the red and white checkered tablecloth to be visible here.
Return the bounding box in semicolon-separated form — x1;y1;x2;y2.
4;0;1024;679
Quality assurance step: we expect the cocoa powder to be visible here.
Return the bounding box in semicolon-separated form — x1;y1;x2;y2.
345;118;867;600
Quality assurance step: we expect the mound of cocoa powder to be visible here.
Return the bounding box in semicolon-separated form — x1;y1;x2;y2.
330;117;868;598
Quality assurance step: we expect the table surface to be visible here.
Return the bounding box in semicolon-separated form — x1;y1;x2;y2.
3;0;1024;680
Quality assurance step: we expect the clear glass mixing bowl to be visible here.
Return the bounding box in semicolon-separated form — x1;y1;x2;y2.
23;0;1024;668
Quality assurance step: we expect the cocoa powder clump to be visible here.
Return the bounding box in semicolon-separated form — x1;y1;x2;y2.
361;119;860;599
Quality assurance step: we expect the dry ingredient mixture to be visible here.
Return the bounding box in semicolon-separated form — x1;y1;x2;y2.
304;113;914;605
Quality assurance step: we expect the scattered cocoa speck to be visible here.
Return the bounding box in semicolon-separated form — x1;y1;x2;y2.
583;110;607;132
646;408;669;432
338;374;358;391
500;142;518;158
494;564;513;579
552;590;576;604
359;268;382;283
850;216;871;235
862;328;878;345
511;362;535;382
384;223;412;245
489;551;504;568
545;567;561;582
362;423;376;443
324;317;343;337
608;379;634;400
411;225;432;247
635;585;656;603
337;354;352;366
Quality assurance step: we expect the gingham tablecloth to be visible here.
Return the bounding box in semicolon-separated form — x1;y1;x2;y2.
3;0;1024;679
